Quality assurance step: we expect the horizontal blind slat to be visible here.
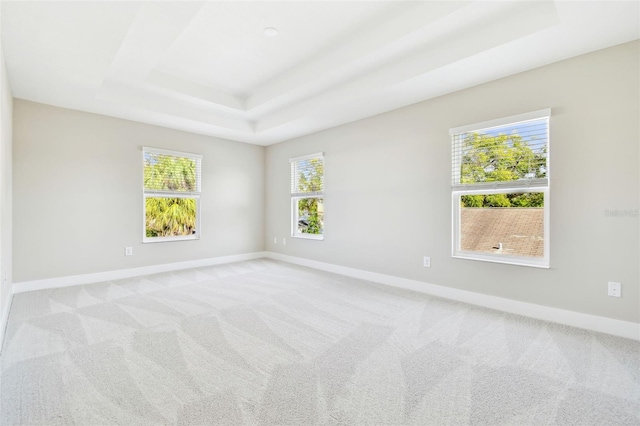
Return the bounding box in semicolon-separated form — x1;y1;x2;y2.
291;192;323;198
144;191;201;197
452;178;548;191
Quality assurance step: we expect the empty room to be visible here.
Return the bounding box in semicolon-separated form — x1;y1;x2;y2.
0;1;639;425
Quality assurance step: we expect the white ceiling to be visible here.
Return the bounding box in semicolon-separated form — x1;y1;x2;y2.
2;1;639;146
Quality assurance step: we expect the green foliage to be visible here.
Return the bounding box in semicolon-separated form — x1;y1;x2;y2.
144;154;198;237
145;198;196;237
297;198;323;234
510;192;544;207
307;211;321;234
460;132;545;208
484;194;511;207
461;194;485;207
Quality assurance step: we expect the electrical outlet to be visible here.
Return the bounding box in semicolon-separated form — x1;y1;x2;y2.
282;238;286;246
608;282;621;297
423;256;431;268
273;237;277;244
125;247;133;256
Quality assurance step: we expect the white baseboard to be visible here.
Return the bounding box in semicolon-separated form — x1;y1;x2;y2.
0;287;14;354
12;251;268;294
266;252;640;341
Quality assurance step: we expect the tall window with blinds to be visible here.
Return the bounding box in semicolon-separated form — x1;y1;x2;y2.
143;147;202;242
450;109;550;267
290;153;324;240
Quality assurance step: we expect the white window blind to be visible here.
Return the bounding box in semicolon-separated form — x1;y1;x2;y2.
451;109;550;190
143;147;202;196
290;153;324;197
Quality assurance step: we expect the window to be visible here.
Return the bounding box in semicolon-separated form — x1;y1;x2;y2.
450;109;550;268
143;147;202;242
290;152;324;240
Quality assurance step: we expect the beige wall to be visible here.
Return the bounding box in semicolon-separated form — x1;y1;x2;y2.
265;41;640;323
1;26;13;327
13;101;265;282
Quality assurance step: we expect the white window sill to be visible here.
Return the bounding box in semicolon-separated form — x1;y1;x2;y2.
452;252;549;269
292;233;324;241
143;235;199;244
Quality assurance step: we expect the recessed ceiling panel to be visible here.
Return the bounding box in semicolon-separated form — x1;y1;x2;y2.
155;1;396;96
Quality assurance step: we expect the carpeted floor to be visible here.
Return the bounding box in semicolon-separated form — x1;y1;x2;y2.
1;259;639;425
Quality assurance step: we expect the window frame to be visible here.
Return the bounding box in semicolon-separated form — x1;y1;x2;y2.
142;146;202;244
450;109;551;268
290;152;324;241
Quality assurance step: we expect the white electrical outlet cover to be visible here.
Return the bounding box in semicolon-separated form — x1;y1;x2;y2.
608;282;621;297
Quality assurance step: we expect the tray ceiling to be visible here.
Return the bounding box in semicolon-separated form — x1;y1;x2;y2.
2;1;639;145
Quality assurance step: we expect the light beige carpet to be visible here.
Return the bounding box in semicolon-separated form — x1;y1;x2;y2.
1;259;639;425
